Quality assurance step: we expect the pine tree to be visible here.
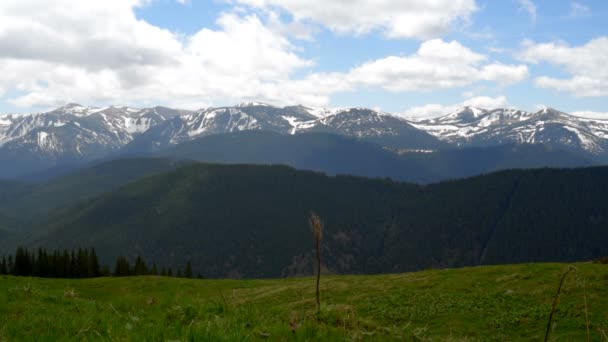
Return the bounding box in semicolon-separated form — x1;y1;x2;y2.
114;256;131;276
89;248;101;277
0;256;7;275
184;261;193;279
14;247;32;276
62;250;70;278
150;262;158;276
77;248;89;278
134;256;148;276
7;255;14;275
70;250;78;278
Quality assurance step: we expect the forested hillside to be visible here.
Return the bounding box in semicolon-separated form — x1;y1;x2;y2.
11;163;608;278
155;130;592;183
0;158;190;232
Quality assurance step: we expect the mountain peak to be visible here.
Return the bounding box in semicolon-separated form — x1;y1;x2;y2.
54;103;97;116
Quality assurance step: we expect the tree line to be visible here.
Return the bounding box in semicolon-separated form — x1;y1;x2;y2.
0;247;194;279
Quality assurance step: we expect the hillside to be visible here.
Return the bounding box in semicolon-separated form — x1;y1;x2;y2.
157;131;435;182
1;263;606;341
155;131;591;183
16;163;608;278
0;158;190;232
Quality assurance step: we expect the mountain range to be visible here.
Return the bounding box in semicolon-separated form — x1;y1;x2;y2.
0;102;606;179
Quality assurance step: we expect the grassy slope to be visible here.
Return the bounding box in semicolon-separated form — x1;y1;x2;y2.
1;263;607;341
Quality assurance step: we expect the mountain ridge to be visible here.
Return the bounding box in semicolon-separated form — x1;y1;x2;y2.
1;102;607;178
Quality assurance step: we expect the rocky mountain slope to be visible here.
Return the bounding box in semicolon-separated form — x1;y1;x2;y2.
1;102;606;178
411;107;608;157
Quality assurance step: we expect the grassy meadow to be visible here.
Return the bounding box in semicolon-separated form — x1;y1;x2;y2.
1;262;607;341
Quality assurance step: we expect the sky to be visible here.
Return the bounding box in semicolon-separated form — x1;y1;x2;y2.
0;0;606;118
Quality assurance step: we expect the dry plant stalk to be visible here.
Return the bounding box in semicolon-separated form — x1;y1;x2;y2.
309;212;323;314
544;266;575;342
583;277;590;342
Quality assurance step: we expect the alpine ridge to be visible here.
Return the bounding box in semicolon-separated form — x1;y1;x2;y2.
1;102;607;178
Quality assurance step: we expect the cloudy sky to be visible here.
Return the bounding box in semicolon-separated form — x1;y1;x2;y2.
0;0;606;117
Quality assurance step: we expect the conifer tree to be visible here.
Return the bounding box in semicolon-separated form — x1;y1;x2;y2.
184;261;193;278
89;248;101;277
134;256;148;276
114;256;131;276
70;250;78;278
62;250;71;278
0;256;7;275
7;255;14;275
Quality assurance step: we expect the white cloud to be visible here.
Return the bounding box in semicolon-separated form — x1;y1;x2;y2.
520;37;608;97
340;39;527;92
0;1;316;108
517;0;537;23
569;2;591;17
571;111;608;119
402;95;509;119
176;0;191;4
404;103;461;119
0;0;180;70
230;0;478;39
0;1;528;110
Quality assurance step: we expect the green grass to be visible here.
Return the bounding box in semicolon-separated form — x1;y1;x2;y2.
1;263;607;341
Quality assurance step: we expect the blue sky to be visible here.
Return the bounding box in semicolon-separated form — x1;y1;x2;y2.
0;0;606;117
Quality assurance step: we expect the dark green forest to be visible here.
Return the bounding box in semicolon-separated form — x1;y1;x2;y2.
4;161;606;278
0;247;194;278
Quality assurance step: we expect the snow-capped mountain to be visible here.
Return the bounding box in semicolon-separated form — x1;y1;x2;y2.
1;102;607;178
294;108;444;149
0;104;191;177
0;104;190;153
124;104;442;152
411;107;608;155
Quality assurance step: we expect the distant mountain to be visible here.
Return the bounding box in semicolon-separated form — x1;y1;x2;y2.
1;102;607;179
295;108;445;149
0;103;444;177
124;104;444;152
0;104;191;178
157;131;435;182
155;130;591;183
411;107;608;158
13;163;608;278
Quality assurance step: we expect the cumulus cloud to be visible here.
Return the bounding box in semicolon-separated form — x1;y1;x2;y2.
229;0;478;39
0;0;180;70
519;37;608;97
0;1;528;110
402;95;510;119
0;1;315;108
339;39;527;92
